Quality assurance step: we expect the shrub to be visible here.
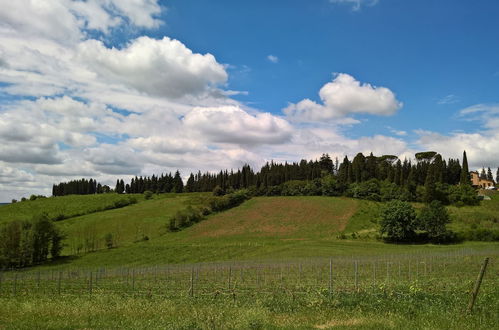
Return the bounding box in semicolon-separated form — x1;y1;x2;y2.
347;179;381;201
448;185;480;206
144;190;153;200
321;175;342;196
212;185;225;196
281;180;307;196
168;206;204;231
460;228;499;241
104;233;114;249
417;201;453;243
379;200;417;242
169;190;250;232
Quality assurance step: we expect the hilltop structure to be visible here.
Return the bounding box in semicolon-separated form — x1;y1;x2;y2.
470;171;495;188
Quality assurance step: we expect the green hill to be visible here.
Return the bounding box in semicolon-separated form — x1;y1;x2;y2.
1;192;498;271
0;194;143;224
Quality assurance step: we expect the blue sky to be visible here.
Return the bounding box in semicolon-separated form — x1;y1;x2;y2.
164;0;499;127
0;0;498;201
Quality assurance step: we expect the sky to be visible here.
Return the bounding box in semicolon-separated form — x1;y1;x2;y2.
1;0;499;201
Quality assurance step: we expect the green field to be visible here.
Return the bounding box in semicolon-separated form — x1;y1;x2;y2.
0;194;143;224
1;192;498;328
1;193;497;269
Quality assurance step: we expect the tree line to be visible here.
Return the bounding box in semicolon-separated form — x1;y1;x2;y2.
51;150;497;205
52;178;111;196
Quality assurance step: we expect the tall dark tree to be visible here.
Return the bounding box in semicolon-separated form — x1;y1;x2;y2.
172;170;183;193
486;167;493;182
497;167;499;183
185;173;195;193
351;153;366;182
480;167;486;180
460;150;470;185
319;153;333;175
423;165;436;203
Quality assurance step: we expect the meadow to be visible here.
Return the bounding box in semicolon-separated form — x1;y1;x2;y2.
0;192;498;328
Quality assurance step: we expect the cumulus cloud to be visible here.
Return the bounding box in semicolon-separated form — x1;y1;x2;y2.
0;0;162;43
183;106;293;145
78;37;227;98
284;73;402;122
128;136;202;154
416;130;499;169
413;103;499;169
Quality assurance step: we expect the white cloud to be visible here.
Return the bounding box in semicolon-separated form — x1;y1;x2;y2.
416;130;499;170
329;0;379;11
437;94;460;105
183;106;293;145
78;37;228;98
387;126;407;136
0;0;162;44
284;73;402;122
267;55;279;63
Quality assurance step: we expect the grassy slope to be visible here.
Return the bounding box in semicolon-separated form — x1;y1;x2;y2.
58;193;209;255
0;194;143;224
24;195;497;271
448;190;499;232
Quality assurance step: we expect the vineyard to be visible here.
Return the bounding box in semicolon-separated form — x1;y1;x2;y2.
2;249;496;299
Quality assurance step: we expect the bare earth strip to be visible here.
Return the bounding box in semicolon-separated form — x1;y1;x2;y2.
189;196;358;239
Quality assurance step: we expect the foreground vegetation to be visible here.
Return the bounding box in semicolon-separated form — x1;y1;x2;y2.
1;251;497;329
0;190;498;328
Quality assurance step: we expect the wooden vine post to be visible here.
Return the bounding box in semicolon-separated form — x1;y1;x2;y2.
467;258;489;313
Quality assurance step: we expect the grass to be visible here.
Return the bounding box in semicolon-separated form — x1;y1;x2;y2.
1;251;497;329
58;193;208;255
1;286;497;329
15;195;496;270
448;190;499;233
0;194;142;224
1;193;499;328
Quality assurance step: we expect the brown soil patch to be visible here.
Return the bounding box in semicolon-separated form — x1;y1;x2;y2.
188;197;358;239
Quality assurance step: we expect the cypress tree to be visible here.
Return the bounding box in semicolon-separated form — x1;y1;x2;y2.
424;166;436;203
486;167;493;181
480;167;486;180
459;150;470;185
173;171;183;193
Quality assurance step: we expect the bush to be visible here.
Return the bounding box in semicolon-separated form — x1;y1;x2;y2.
321;175;342;196
417;201;453;243
347;179;381;201
169;190;251;232
168;206;204;231
379;200;417;242
460;228;499;241
281;180;308;196
143;190;153;200
104;233;114;249
212;185;225;196
448;185;480;206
